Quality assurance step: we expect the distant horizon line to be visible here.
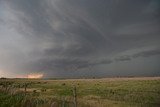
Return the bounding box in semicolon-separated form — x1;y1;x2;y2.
1;76;160;80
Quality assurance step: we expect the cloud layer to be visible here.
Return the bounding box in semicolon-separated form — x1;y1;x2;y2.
0;0;160;78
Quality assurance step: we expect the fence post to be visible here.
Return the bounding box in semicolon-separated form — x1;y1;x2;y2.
62;96;65;107
73;86;77;107
24;83;28;95
25;83;27;92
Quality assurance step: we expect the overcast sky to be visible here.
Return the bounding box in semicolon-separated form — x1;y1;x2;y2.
0;0;160;78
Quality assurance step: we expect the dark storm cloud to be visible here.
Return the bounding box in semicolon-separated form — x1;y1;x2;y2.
115;55;131;62
0;0;160;77
114;48;160;62
25;58;112;74
132;49;160;58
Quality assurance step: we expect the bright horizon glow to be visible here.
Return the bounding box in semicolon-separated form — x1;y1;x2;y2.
27;73;44;79
0;70;44;78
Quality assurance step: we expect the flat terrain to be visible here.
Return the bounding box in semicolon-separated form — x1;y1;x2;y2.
0;77;160;107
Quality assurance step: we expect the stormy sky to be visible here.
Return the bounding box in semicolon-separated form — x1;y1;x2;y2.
0;0;160;78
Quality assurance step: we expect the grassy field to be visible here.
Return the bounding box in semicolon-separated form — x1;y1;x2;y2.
0;77;160;107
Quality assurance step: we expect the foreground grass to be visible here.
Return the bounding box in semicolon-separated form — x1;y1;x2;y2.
0;77;160;107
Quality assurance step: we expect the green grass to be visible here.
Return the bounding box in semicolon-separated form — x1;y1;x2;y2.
0;92;25;107
0;77;160;107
